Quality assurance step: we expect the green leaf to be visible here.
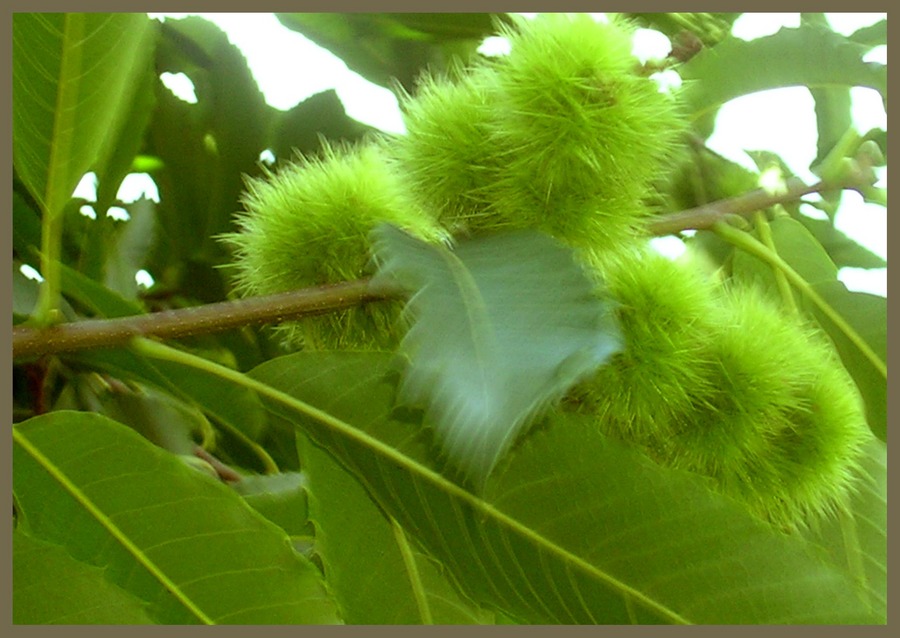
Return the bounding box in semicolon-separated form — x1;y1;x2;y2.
269;90;375;161
232;472;310;537
809;282;887;441
12;13;155;215
14;530;156;624
732;216;838;291
801;436;886;617
68;347;271;460
296;427;495;624
679;25;887;123
796;215;887;270
846;20;886;47
13;411;341;624
370;225;622;487
149;16;271;266
246;351;881;624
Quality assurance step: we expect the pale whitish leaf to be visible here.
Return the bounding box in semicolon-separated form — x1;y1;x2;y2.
12;411;341;625
370;224;621;488
249;352;881;624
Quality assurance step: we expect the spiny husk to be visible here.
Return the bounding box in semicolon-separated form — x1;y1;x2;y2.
221;141;447;350
392;13;686;254
573;250;869;529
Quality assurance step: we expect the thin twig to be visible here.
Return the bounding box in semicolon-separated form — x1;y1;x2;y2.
647;177;824;236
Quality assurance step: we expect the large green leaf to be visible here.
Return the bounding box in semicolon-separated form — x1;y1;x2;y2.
801;436;886;616
12;13;155;215
296;427;495;624
13;530;155;624
370;225;622;488
12;411;341;624
246;351;881;624
679;24;887;123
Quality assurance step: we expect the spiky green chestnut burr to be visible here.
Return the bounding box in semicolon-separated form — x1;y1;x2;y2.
392;68;503;231
570;249;720;447
393;14;685;256
482;14;686;247
574;251;869;528
221;142;447;350
658;286;870;528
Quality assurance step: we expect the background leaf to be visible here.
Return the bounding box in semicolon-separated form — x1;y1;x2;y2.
12;13;156;215
371;225;622;487
13;411;341;624
248;351;881;624
297;429;495;624
679;24;886;124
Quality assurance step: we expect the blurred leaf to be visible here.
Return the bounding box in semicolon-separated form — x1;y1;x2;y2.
846;20;886;47
795;215;886;269
248;351;881;624
733;216;837;290
149;16;270;268
12;191;43;268
371;225;622;488
12;13;155;216
295;397;495;623
103;198;158;300
14;530;155;624
269;90;376;161
811;89;853;169
57;258;145;318
13;411;341;624
625;13;738;48
809;282;887;441
232;472;310;537
680;24;887;123
801;436;886;617
275;13;505;93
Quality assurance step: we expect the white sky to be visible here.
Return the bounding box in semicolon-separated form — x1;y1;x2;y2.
75;12;887;296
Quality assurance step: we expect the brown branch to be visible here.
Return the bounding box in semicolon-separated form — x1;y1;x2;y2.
13;279;395;360
12;175;867;361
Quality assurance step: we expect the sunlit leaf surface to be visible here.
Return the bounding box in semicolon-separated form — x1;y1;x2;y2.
12;411;341;624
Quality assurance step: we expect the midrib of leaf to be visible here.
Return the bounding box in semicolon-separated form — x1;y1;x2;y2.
439;244;496;396
390;516;434;624
35;14;89;322
11;427;215;626
132;337;689;624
